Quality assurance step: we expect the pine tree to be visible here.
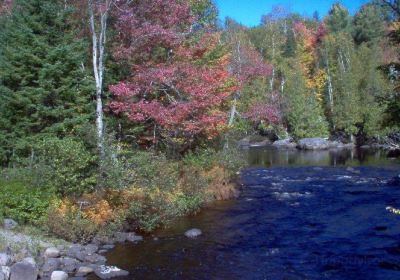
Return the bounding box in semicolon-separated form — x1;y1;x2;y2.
0;0;94;165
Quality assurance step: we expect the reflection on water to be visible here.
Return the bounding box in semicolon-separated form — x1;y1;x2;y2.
92;148;400;280
247;147;399;167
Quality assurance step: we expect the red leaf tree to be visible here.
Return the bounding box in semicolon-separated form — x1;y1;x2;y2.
109;0;235;151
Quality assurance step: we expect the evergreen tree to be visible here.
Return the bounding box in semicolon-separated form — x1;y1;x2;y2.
0;0;94;165
325;3;351;33
352;4;384;45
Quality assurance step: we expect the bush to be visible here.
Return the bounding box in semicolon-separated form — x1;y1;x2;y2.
0;179;54;224
34;137;97;196
45;199;101;243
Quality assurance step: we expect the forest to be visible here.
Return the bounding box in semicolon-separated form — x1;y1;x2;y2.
0;0;400;243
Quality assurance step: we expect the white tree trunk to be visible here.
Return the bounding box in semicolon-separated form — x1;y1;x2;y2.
88;0;112;158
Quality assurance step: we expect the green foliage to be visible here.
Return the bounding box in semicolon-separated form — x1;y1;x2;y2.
352;4;384;45
0;0;94;165
34;137;96;196
285;63;329;139
0;178;54;224
325;3;351;33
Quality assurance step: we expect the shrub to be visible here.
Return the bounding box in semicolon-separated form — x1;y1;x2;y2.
34;137;97;196
45;199;100;243
0;179;54;224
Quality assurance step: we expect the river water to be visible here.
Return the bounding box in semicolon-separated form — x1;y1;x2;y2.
96;147;400;280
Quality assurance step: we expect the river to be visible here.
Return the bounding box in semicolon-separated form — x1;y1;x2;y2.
93;147;400;280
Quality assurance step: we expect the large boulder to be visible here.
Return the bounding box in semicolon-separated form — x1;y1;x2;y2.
10;261;38;280
3;219;17;230
184;229;202;238
94;265;129;279
272;139;297;149
297;138;330;150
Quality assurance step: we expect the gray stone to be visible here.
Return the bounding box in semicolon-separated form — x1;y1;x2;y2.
126;233;143;243
10;261;38;280
22;257;35;267
76;266;93;276
44;247;60;259
98;250;107;254
50;271;68;280
59;257;79;273
3;219;18;230
1;266;10;280
272;139;297;149
94;265;129;279
113;232;128;243
249;139;271;148
40;258;60;278
184;228;202;238
297;138;330;150
84;254;106;265
0;254;10;266
84;245;98;255
101;245;114;250
0;271;5;280
69;277;87;280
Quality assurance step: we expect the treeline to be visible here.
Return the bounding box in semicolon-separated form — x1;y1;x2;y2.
225;2;400;143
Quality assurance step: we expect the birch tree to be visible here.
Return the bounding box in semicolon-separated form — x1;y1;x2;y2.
88;0;113;158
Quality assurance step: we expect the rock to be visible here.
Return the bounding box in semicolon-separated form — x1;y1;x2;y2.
272;139;297;149
84;244;98;255
44;247;60;259
249;139;271;148
184;228;202;238
69;277;87;280
297;138;330;150
84;254;106;265
51;271;68;280
3;219;18;230
76;266;93;276
1;266;10;280
126;233;143;243
0;254;10;266
94;265;129;279
113;232;128;243
59;257;79;273
0;271;5;280
237;137;250;148
10;261;38;280
98;250;107;254
101;245;114;250
22;258;35;267
40;258;60;278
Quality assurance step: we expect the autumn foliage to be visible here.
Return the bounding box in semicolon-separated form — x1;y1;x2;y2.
110;0;234;149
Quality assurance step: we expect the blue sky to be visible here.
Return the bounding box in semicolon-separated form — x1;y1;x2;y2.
215;0;370;27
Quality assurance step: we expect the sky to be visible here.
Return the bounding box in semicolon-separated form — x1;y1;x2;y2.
215;0;370;27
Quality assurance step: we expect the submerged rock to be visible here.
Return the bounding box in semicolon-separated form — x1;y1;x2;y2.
184;229;202;238
94;265;129;279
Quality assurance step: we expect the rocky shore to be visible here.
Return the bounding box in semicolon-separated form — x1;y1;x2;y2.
0;219;144;280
